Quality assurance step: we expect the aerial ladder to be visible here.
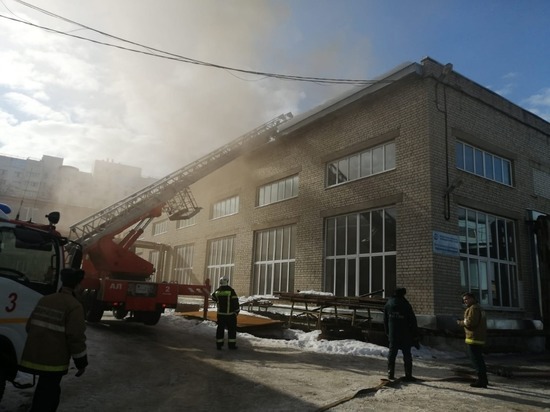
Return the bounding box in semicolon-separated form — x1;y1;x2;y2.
68;113;293;325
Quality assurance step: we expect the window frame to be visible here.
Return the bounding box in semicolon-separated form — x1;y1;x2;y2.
252;225;296;295
211;195;240;219
173;243;194;284
152;220;168;236
326;141;396;188
258;174;299;207
456;141;513;186
458;207;519;308
324;207;397;298
206;235;235;287
176;215;197;229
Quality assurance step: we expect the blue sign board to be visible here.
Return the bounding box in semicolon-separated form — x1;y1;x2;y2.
433;231;459;256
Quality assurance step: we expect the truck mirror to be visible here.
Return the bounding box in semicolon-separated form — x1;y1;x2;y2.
46;211;60;225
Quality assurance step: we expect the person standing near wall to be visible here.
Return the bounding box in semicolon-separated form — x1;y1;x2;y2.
384;287;419;381
211;276;240;350
457;292;488;388
19;268;88;411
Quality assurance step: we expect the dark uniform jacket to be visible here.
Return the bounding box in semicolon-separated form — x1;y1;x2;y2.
20;287;88;375
383;296;418;348
211;286;240;316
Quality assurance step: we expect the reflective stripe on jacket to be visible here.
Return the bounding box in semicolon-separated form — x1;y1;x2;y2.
211;286;239;315
20;287;87;374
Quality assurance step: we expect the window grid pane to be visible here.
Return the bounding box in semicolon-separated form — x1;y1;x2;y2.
458;207;518;308
207;236;235;287
258;174;300;206
456;141;512;186
326;141;395;188
324;207;396;297
212;195;240;219
176;215;196;229
253;225;296;295
153;220;168;236
173;244;194;284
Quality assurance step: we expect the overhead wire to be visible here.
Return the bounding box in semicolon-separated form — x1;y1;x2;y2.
3;0;391;86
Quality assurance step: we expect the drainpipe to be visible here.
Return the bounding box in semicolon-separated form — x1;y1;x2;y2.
435;63;454;220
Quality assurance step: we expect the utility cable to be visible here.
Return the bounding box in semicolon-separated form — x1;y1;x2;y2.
3;1;391;86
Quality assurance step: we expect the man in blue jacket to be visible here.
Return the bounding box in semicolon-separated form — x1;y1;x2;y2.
384;287;419;381
211;276;240;350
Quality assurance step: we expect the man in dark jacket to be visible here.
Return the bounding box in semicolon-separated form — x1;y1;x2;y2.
384;287;419;381
20;268;88;411
457;292;488;388
211;276;240;350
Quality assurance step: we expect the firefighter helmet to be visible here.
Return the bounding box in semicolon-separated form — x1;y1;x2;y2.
219;276;229;286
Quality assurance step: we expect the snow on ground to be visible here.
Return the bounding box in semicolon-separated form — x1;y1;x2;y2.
162;309;463;361
4;309;549;412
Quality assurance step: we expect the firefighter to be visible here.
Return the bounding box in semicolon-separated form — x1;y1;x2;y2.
211;276;240;350
20;268;88;411
384;287;419;381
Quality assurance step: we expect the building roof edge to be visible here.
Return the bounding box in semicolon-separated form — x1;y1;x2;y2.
279;61;422;136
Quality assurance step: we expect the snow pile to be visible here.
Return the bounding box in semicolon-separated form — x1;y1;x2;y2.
162;311;462;361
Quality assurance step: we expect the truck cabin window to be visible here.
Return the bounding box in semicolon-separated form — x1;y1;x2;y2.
0;228;58;287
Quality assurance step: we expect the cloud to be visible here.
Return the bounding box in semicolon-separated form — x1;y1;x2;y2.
492;72;519;97
502;72;517;80
4;92;67;121
0;1;374;177
495;83;515;97
523;88;550;121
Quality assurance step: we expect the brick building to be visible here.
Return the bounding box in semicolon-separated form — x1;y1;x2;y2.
140;57;550;349
0;155;156;235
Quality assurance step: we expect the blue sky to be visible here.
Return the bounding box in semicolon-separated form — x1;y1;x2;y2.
0;1;549;177
280;0;550;115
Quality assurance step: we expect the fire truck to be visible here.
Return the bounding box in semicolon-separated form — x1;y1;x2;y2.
69;112;293;326
0;113;292;400
0;204;83;401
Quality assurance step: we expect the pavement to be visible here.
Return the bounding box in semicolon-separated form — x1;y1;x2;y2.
326;350;550;412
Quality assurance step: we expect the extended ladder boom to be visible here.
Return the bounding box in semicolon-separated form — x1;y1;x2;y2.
69;113;293;249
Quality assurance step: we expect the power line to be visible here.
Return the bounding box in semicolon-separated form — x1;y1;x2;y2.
2;1;391;86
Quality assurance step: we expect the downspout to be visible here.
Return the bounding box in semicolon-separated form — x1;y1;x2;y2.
435;63;454;220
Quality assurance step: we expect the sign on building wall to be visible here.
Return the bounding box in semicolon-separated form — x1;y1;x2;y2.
433;231;459;256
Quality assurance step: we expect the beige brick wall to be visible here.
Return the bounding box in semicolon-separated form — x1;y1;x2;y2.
140;60;550;325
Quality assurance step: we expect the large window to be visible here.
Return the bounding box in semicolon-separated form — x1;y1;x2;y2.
258;174;299;207
206;236;235;287
212;195;239;219
325;207;396;297
252;225;296;295
152;220;168;236
455;141;512;186
176;215;196;229
458;207;519;308
326;142;395;187
173;244;194;284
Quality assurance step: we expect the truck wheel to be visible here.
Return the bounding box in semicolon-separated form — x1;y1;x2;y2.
135;310;162;326
84;290;104;323
112;309;128;320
